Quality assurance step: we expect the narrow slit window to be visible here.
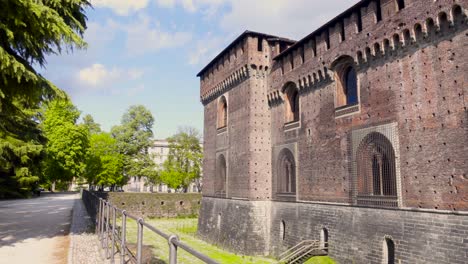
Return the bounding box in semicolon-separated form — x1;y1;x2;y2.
345;67;358;105
341;22;346;41
396;0;405;11
376;0;382;22
257;37;263;52
357;12;363;32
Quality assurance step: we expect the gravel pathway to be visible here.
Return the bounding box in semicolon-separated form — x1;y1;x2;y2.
68;196;105;264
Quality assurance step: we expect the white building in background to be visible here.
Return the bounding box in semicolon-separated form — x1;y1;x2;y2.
123;139;201;193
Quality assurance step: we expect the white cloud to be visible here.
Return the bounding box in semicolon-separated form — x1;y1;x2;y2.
188;33;225;65
121;15;192;55
91;0;150;15
78;64;145;88
156;0;226;13
157;0;356;40
219;0;357;40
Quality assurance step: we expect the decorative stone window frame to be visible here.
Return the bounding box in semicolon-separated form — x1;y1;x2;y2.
272;143;298;202
350;122;402;208
331;55;361;118
217;95;228;133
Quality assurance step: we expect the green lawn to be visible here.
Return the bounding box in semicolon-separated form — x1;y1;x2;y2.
124;217;335;264
303;256;336;264
124;217;276;264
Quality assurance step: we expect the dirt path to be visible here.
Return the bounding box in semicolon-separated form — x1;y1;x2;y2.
0;193;76;264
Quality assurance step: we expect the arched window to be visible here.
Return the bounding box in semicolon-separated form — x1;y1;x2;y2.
277;149;296;194
383;237;395;264
217;96;227;129
357;132;397;207
345;67;358;105
282;83;300;123
320;228;329;252
215;154;227;197
217;213;222;229
332;56;359;108
280;220;286;240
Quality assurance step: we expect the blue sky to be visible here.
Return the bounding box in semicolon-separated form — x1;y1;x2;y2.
41;0;355;139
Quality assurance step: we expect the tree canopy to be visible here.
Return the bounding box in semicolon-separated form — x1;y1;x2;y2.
82;114;101;135
42;99;89;184
0;0;90;197
111;105;155;181
84;132;124;188
160;127;203;192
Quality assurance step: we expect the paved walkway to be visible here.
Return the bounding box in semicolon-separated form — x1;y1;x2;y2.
0;193;75;264
68;194;104;264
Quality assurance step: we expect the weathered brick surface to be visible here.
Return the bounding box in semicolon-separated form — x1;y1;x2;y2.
198;0;468;262
199;198;468;264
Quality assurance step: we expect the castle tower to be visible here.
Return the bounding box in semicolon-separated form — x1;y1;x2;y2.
198;1;468;263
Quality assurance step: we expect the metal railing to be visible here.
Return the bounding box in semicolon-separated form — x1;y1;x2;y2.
82;190;219;264
278;240;327;264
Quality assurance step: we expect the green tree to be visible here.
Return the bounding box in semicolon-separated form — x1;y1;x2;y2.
82;114;101;134
42;99;89;187
160;127;203;192
0;0;90;197
111;105;155;181
84;132;124;190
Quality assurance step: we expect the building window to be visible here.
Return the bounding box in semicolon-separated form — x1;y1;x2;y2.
383;237;395;264
320;228;329;252
280;220;286;240
277;149;296;194
215;154;227;197
376;0;382;22
356;132;397;207
217;213;222;229
257;37;263;52
217;96;227;129
282;82;300;123
356;12;363;32
396;0;405;11
332;56;359;108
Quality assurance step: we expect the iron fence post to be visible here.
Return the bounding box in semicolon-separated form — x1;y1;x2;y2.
111;206;116;263
120;210;127;264
97;198;102;235
100;200;105;246
106;202;110;259
136;218;144;264
169;234;179;264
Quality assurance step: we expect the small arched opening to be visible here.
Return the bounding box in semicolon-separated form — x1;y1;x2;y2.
395;0;405;11
414;23;423;41
452;5;464;26
382;237;395;264
438;12;450;32
320;228;329;252
215;154;227;197
280;220;286;240
217;213;222;229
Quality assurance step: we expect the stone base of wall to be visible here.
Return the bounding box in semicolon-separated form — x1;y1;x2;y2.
197;197;271;255
198;197;468;264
